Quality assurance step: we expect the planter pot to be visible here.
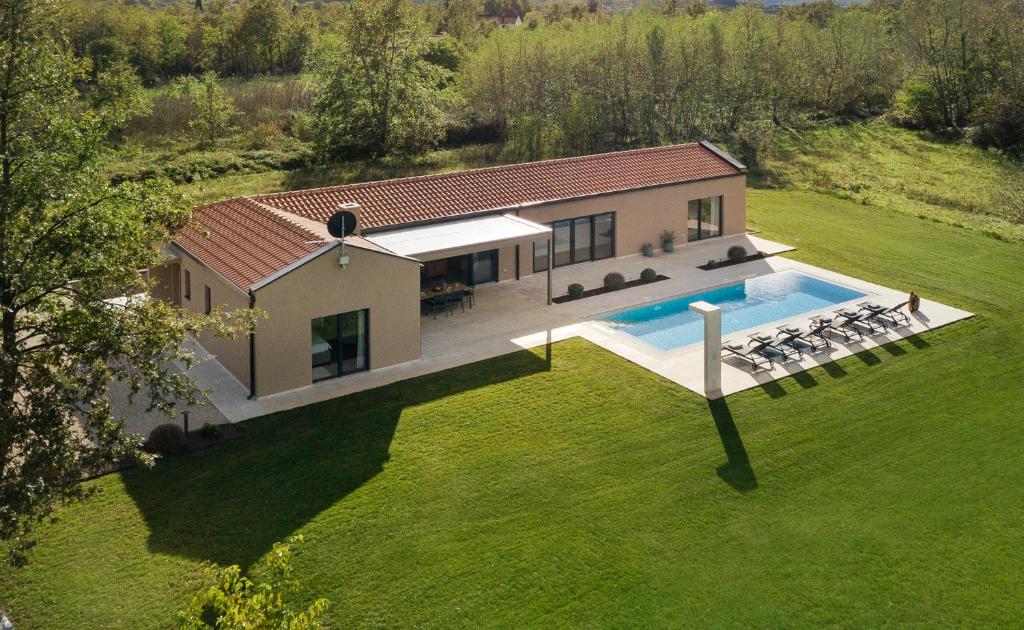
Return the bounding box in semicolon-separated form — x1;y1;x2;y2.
662;240;675;253
642;244;654;257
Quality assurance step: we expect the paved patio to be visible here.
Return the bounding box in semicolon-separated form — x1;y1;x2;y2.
158;232;971;423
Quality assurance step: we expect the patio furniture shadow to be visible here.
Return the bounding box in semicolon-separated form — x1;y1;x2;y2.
123;346;552;571
708;398;758;493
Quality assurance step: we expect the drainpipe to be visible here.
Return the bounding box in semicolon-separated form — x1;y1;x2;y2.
247;289;256;399
546;237;553;305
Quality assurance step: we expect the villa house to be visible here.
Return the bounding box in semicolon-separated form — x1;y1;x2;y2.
151;141;747;397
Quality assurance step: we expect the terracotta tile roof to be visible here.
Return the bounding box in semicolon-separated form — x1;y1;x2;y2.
254;142;743;232
172;142;744;290
175;198;326;292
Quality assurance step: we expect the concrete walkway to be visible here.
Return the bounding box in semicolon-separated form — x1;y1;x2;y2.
180;233;971;421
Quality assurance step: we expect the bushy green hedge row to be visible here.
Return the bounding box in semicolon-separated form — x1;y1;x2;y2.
110;147;313;185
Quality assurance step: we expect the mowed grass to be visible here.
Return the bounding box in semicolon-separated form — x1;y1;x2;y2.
2;189;1024;628
757;122;1024;242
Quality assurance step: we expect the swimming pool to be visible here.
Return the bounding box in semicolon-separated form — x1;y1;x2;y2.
601;271;867;351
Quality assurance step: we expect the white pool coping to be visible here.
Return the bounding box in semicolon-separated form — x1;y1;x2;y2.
519;256;974;399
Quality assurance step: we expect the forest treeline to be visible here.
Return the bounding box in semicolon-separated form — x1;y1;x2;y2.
67;0;1024;165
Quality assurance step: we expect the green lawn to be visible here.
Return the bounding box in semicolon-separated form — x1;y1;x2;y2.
2;188;1023;627
757;122;1024;242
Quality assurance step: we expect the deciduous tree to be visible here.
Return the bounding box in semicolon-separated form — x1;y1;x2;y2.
0;0;253;565
312;0;449;159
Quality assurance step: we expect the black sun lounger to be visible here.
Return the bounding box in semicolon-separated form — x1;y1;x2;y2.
833;307;887;336
748;332;802;361
807;314;862;342
776;323;831;353
722;339;774;371
858;301;911;328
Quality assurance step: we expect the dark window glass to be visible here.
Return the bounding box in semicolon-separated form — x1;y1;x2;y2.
593;213;614;259
204;286;211;314
311;315;339;380
572;217;592;263
552;220;572;267
687;199;701;242
312;309;369;382
702;196;722;238
533;239;549;272
470;250;498;284
183;269;191;300
688;196;723;241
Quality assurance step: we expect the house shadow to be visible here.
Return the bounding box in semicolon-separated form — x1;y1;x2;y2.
707;398;758;493
123;346;552;571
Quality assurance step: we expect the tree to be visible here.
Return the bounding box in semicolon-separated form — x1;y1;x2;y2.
439;0;483;41
312;0;449;159
178;536;329;630
173;71;240;145
0;0;254;565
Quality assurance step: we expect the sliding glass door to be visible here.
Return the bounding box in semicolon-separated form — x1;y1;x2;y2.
469;249;498;285
687;196;723;241
542;212;615;269
311;309;369;382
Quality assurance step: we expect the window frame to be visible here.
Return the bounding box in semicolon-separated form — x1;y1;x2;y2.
688;195;724;241
311;309;371;383
204;286;211;315
183;269;191;300
540;211;616;270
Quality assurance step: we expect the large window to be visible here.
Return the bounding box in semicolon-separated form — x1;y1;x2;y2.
688;196;723;241
311;309;369;382
535;212;615;271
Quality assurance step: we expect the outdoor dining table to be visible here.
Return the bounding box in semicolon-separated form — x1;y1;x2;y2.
420;281;470;301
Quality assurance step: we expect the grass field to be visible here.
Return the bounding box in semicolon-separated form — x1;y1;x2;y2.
1;185;1022;628
757;122;1024;242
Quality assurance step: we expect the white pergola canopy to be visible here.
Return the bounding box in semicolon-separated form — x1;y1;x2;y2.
363;214;551;261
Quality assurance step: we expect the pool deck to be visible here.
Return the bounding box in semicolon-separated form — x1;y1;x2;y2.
125;233;972;428
569;256;973;399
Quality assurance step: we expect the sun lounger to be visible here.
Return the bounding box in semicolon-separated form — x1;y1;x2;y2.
833;307;887;336
808;314;862;342
748;332;802;361
776;323;831;353
858;301;911;328
722;339;774;371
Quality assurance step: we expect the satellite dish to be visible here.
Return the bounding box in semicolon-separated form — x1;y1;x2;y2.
327;210;357;238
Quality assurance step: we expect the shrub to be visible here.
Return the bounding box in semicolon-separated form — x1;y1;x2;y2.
707;259;718;269
726;245;748;262
198;423;221;439
659;229;675;243
567;283;584;298
640;268;657;283
146;423;187;456
603;272;626;290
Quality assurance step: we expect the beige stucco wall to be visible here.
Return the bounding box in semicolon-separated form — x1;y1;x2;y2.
171;251;253;390
252;244;421;397
513;174;746;277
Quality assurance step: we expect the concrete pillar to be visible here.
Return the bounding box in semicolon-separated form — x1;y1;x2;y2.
688;300;722;397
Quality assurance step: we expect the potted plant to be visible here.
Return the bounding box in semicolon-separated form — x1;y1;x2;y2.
660;230;676;253
642;242;654;257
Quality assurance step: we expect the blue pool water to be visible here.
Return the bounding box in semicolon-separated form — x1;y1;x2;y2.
602;271;866;351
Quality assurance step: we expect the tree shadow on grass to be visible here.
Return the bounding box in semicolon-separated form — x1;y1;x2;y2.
708;398;758;493
123;347;551;571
